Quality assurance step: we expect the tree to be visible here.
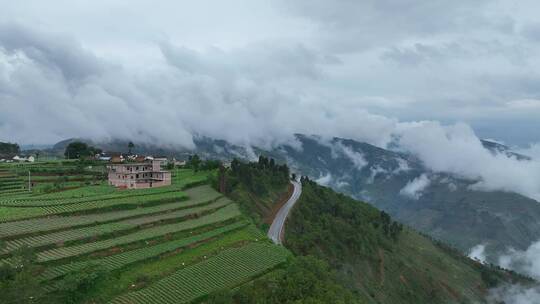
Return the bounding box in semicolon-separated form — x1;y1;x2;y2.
54;264;108;303
187;154;202;171
64;142;100;159
0;246;45;304
128;141;135;154
0;142;20;158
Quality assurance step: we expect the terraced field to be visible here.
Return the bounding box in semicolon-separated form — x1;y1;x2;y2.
35;204;241;262
0;164;290;303
0;167;25;195
0;186;220;238
110;243;290;304
0;191;189;222
1;198;231;253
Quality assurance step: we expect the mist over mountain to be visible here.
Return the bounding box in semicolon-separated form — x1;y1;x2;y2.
3;1;540;302
52;132;540;261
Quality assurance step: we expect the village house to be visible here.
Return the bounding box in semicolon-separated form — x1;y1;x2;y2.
107;159;171;189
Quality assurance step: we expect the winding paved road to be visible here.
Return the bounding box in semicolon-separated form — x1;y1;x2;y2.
268;180;302;245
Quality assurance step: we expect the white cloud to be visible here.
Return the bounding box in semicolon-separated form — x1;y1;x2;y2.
487;284;540;304
518;143;540;161
395;121;540;202
498;240;540;280
393;158;410;174
367;166;388;184
399;174;431;200
468;244;487;263
336;180;350;189
506;99;540;110
1;5;540;204
315;173;332;186
336;142;368;170
0;24;397;148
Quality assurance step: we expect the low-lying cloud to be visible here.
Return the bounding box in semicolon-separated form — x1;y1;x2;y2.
1;24;540;203
395;122;540;202
498;240;540;280
487;284;540;304
0;24;396;149
399;174;431;200
468;244;487;263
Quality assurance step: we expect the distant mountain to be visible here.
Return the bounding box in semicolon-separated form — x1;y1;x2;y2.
264;135;540;257
226;160;535;303
51;135;540;259
481;139;531;160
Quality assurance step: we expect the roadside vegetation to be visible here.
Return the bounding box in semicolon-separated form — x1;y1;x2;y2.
212;156;291;230
206;158;361;304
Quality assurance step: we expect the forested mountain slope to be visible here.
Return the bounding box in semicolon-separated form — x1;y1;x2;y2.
285;179;534;303
211;159;534;304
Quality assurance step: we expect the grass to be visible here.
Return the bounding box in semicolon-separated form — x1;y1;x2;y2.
1;198;231;253
0;169;209;204
0;186;221;238
0;164;292;304
78;225;265;301
33;204;242;262
0;191;188;222
110;243;290;304
39;221;249;282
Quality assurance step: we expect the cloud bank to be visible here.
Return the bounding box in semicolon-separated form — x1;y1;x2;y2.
0;23;397;149
498;240;540;280
487;284;540;304
1;1;540;203
396;122;540;201
399;174;431;200
468;244;487;264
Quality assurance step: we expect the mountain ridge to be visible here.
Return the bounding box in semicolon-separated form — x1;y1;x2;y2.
48;135;540;261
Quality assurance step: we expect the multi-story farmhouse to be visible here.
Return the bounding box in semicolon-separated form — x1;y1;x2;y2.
107;159;171;189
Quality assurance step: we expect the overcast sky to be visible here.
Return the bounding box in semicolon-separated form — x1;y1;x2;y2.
1;0;540;147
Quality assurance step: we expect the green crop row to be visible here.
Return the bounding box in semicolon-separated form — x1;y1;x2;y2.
0;188;180;207
0;184;180;207
0;170;208;207
39;221;248;282
2;198;231;253
0;185;221;238
110;243;290;304
0;191;189;223
35;204;241;262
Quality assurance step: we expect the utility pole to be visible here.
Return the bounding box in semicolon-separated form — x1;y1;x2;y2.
28;171;31;192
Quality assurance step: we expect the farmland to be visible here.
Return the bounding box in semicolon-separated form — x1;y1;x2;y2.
0;162;290;303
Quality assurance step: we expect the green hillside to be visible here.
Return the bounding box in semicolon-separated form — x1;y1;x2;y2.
211;159;535;304
0;162;292;304
0;159;536;304
285;178;533;303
